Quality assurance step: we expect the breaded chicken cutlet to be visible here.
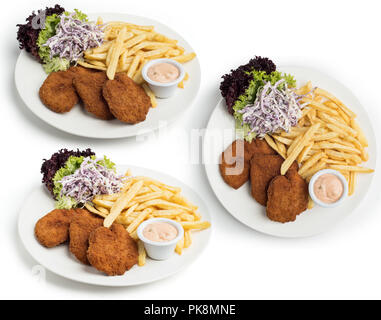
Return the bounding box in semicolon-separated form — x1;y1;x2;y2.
34;209;76;248
102;73;151;124
266;167;309;223
220;139;276;189
38;67;87;113
73;70;114;120
69;209;103;264
250;155;298;206
87;224;138;276
220;139;252;189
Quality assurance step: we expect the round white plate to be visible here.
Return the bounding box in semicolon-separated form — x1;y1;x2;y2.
15;13;201;139
18;165;211;286
203;66;377;238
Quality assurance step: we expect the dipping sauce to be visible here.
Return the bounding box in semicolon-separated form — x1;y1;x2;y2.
143;222;178;242
147;62;180;83
313;173;344;204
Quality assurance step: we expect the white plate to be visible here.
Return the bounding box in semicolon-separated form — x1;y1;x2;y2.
203;66;376;238
14;13;201;139
18;165;211;286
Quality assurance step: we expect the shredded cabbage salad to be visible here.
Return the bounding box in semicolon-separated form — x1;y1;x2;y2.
58;157;125;204
43;12;103;62
238;79;303;137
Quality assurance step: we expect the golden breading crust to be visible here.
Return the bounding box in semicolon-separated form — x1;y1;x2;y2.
87;224;138;276
69;209;103;264
39;68;80;113
102;73;151;124
220;139;276;189
266;168;309;223
34;209;76;248
73;70;114;120
250;156;298;206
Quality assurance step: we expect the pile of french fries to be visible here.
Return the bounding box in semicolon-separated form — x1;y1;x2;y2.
264;81;373;208
78;18;196;107
85;169;210;267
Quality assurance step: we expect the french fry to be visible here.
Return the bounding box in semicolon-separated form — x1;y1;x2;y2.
92;198;114;208
287;134;304;157
281;123;320;175
91;41;113;53
181;221;211;230
349;172;356;196
264;135;279;154
127;52;142;78
295;81;312;95
142;83;158;107
142;47;170;59
317;112;358;137
350;119;368;147
85;203;107;218
173;53;196;63
137;240;146;266
77;60;107;71
104;180;144;228
302;159;327;180
297;142;314;163
317;142;361;155
328;165;374;173
298;151;325;175
313;132;339;141
314;87;356;118
126;208;151;234
184;231;192;248
302;98;339;117
96;206;110;216
175;237;184;255
272;135;293;145
107;27;128;80
275;140;287;159
123;34;147;49
179;213;195;222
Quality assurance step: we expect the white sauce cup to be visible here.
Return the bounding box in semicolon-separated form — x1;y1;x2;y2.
142;58;185;98
308;169;348;208
137;218;184;260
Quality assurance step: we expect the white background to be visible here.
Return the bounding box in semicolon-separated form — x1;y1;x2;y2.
1;0;381;299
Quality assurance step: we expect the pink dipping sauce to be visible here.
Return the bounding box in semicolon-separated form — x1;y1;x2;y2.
147;62;180;83
143;222;178;242
313;173;344;204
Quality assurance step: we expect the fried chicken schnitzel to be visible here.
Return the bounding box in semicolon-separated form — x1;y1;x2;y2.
250;155;299;206
266;167;309;223
69;209;103;264
220;139;252;189
73;70;114;120
220;139;276;189
87;224;138;276
39;67;86;113
102;73;151;124
34;209;76;248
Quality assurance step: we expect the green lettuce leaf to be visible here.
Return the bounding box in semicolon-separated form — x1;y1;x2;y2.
97;156;116;172
233;70;296;142
55;195;78;209
65;9;88;21
37;14;60;62
42;57;70;73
